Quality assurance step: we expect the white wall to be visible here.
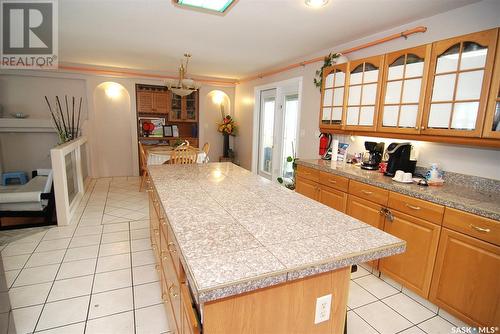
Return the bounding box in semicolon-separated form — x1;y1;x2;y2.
0;75;88;176
234;0;500;180
0;71;235;178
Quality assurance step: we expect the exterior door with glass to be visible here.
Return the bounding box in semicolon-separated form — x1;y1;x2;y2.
258;89;277;179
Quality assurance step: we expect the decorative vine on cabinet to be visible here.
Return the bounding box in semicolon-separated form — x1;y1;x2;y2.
422;28;498;137
377;44;431;134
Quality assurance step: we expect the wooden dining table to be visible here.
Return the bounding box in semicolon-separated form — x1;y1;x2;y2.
145;145;206;165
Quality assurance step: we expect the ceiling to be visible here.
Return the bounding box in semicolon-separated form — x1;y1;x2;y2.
59;0;480;80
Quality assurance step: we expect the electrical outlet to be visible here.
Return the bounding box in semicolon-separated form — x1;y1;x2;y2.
314;294;332;324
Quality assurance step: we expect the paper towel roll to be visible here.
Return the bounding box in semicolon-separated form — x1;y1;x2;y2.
331;139;339;162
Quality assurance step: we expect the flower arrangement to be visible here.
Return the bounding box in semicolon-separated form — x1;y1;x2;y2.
218;115;237;136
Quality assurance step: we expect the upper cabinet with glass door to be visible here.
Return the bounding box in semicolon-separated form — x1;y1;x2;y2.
320;63;348;129
483;33;500;139
378;45;431;134
345;55;384;130
422;29;498;137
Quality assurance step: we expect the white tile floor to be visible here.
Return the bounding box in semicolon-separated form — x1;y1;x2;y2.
0;177;471;334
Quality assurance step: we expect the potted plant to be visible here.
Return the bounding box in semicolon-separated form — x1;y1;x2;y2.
217;115;237;158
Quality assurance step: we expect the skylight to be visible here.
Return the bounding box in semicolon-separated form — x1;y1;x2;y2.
175;0;236;13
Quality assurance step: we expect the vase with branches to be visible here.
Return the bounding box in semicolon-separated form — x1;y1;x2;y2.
45;95;83;144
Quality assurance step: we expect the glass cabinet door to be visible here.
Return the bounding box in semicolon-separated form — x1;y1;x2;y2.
483;35;500;139
320;63;348;128
185;91;198;122
378;45;431;133
345;55;384;130
170;93;182;121
423;29;498;137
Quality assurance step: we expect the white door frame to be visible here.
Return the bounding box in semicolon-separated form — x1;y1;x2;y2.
251;76;303;179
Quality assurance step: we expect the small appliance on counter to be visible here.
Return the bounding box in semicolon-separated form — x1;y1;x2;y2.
360;141;385;170
384;142;417;177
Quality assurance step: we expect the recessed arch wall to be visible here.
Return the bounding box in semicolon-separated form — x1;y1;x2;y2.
92;82;133;177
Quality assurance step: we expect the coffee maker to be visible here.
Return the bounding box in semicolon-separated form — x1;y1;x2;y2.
360;142;385;170
384;142;417;177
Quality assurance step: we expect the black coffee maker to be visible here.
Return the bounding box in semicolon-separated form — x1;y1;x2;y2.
360;142;385;170
384;142;417;177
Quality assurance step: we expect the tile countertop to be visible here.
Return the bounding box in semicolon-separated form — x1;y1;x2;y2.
296;159;500;221
148;162;405;304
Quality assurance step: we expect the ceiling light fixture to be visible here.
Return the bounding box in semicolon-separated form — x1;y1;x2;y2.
305;0;329;8
173;0;237;14
165;53;201;97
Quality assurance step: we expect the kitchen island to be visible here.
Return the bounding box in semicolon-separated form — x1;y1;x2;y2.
147;162;405;334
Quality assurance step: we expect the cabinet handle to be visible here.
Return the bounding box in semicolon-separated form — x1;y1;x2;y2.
155;264;160;271
302;172;311;175
162;293;169;303
415;126;419;130
328;179;337;184
421;126;425;130
169;284;179;298
361;190;373;195
159;217;166;226
469;224;491;233
154;229;159;236
167;242;177;253
405;203;421;210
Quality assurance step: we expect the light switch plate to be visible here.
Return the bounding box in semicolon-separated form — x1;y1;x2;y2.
314;294;332;324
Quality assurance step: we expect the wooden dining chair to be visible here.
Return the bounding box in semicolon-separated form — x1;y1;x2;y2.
139;143;149;191
201;142;210;163
169;145;198;164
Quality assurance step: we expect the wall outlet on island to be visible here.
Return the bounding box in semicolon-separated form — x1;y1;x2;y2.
314;294;332;324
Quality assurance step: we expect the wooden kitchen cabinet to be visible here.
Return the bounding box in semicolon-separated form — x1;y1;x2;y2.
377;44;431;134
346;195;386;269
137;86;170;114
483;34;500;138
295;177;319;201
169;91;199;122
320;63;349;129
422;28;498;137
429;228;500;327
319;184;347;213
379;209;441;297
344;55;385;131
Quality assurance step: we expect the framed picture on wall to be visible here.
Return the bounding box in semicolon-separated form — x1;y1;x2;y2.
163;125;173;137
139;117;164;137
172;125;179;137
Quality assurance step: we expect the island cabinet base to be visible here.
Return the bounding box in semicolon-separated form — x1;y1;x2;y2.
203;267;350;334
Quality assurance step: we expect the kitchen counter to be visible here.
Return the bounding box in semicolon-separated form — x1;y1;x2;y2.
296;159;500;221
148;162;405;303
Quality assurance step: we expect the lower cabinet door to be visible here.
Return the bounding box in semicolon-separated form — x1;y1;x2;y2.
319;185;347;213
295;177;319;201
346;195;386;269
181;284;201;334
379;210;441;298
429;228;500;327
161;271;179;334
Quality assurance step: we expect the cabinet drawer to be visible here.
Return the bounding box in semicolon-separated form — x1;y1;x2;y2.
296;165;319;183
349;180;388;205
443;208;499;246
167;223;183;281
319;172;349;192
388;192;444;225
295;177;319;201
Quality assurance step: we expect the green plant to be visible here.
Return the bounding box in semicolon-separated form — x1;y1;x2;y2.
313;53;341;89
